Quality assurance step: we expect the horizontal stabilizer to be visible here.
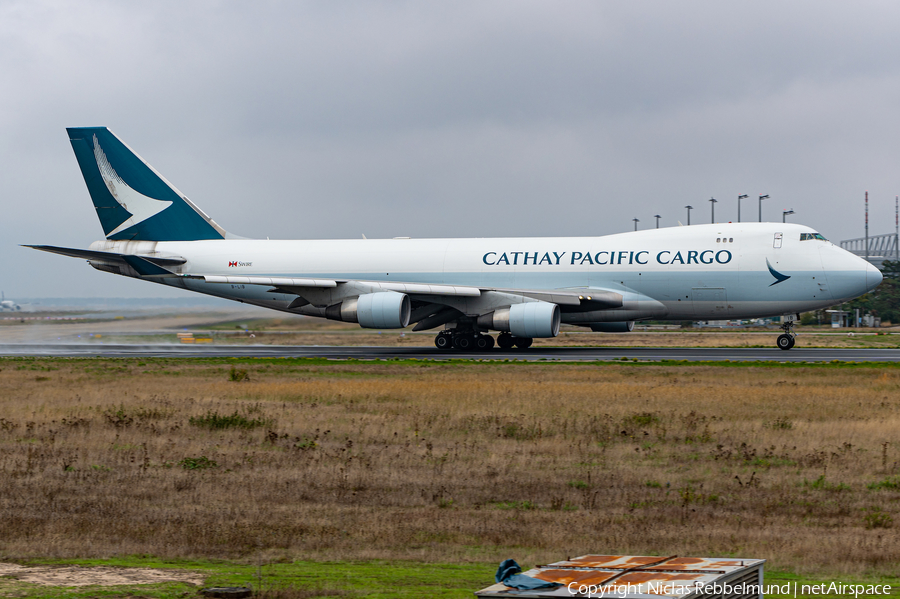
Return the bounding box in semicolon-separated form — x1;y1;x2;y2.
121;255;179;277
24;245;186;265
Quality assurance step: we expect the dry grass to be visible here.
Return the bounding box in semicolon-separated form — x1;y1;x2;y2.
1;358;899;576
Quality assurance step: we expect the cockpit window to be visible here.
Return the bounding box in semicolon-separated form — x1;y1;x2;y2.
800;233;827;241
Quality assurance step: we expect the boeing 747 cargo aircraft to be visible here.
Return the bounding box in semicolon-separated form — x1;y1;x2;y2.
28;128;882;350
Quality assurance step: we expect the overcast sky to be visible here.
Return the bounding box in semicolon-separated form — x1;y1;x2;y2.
3;0;900;298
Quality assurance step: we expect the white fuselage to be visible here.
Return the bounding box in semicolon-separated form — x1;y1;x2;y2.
88;222;880;324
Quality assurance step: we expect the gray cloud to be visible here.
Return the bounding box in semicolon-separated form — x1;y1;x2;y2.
2;0;900;297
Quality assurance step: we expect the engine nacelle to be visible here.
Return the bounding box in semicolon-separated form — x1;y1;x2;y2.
479;302;560;338
358;292;410;329
326;292;411;329
589;321;634;333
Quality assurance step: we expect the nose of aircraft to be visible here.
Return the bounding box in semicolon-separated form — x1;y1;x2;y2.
867;261;883;291
821;245;884;301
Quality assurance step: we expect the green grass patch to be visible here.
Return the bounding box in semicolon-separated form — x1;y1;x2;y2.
867;476;900;491
2;558;899;599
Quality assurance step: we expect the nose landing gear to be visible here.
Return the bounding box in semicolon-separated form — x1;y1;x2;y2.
776;320;796;350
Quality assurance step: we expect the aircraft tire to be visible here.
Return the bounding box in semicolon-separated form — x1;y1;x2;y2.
497;333;514;349
514;337;534;349
777;334;794;350
435;333;453;350
454;334;475;351
475;334;493;350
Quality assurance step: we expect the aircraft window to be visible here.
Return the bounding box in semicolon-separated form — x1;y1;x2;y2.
729;238;733;242
716;238;721;243
800;233;828;241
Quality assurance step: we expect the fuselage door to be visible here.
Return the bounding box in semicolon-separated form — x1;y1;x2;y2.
773;232;783;248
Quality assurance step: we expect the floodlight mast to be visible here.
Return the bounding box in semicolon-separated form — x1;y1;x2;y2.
737;194;748;223
782;209;795;223
654;214;661;229
685;205;693;225
758;194;769;222
709;197;718;224
633;218;640;231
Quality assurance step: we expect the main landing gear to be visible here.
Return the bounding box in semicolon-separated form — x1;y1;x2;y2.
777;320;796;350
434;330;533;351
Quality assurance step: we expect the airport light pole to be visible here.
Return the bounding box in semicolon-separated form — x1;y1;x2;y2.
737;194;748;223
709;197;718;224
758;194;769;222
633;218;640;231
685;205;693;225
782;209;794;223
654;214;661;229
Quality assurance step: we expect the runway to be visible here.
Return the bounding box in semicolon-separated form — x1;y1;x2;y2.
1;343;898;362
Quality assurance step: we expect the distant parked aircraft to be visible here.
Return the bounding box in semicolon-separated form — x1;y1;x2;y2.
28;128;881;350
1;292;21;311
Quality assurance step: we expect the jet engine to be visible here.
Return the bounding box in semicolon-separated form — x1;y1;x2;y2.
478;302;560;338
325;291;411;329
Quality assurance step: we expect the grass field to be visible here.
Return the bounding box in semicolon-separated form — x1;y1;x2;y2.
1;557;898;599
1;357;899;596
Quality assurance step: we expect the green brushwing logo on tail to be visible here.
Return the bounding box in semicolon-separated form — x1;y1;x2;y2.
67;127;225;241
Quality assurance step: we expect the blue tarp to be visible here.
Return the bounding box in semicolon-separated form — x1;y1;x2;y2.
495;559;562;591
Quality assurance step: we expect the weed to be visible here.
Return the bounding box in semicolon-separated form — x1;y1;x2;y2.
189;410;273;430
229;366;250;382
767;417;794;430
179;456;218;470
864;508;894;529
629;412;658;427
492;500;537;510
804;475;850;492
867;476;900;491
103;404;134;427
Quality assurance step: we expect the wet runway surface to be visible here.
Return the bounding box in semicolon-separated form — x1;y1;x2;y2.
1;343;898;362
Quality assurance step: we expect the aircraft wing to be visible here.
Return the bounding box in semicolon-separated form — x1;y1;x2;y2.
193;275;624;306
195;275;623;309
194;275;482;297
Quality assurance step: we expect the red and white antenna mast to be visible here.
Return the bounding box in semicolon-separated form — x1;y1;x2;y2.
865;191;869;262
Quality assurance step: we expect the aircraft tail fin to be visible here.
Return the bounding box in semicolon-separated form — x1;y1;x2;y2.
66;127;229;241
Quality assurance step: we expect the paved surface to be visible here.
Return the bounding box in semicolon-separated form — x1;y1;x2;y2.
0;343;898;362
